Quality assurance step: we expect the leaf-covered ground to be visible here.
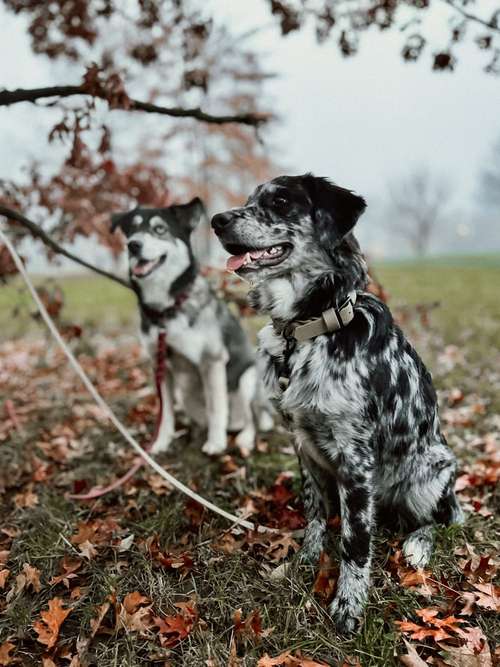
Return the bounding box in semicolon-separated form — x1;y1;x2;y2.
0;262;499;666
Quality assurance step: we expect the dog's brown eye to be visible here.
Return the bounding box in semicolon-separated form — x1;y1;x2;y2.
274;196;288;208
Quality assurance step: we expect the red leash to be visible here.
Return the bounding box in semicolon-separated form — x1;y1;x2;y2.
70;330;168;500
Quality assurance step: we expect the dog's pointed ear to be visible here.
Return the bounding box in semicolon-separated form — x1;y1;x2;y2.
110;212;126;233
173;197;207;233
302;174;366;250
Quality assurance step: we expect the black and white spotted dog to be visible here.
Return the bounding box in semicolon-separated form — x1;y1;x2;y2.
111;198;271;456
211;174;464;633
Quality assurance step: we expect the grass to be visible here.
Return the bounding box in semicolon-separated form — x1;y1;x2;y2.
0;257;499;666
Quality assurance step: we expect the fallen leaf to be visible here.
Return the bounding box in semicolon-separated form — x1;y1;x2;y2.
14;489;38;509
439;626;492;666
33;597;72;649
0;569;9;589
398;638;428;666
312;552;337;603
78;540;97;560
0;641;15;666
13;562;42;595
49;555;82;588
257;651;329;666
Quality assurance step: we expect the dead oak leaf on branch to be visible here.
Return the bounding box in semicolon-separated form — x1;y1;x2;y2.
33;597;71;649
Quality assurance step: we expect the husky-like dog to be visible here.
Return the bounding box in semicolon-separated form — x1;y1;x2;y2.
211;174;463;632
111;198;270;456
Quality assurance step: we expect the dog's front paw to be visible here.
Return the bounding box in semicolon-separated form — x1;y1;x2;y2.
150;433;174;455
202;439;227;456
329;596;361;635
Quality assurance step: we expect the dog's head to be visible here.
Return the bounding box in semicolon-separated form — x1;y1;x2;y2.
211;174;366;282
111;198;205;283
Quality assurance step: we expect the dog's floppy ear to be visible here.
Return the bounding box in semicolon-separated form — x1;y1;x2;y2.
110;212;127;233
302;174;366;249
173;197;207;233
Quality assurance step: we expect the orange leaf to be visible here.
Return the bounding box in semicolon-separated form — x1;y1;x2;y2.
0;569;10;590
33;597;71;649
0;641;16;666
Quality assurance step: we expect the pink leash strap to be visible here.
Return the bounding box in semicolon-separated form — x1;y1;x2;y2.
70;329;168;500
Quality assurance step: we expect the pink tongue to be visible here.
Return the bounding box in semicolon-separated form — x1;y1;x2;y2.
226;249;266;272
133;260;154;276
226;254;248;271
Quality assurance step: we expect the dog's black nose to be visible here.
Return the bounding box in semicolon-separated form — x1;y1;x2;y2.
211;211;233;234
127;240;142;257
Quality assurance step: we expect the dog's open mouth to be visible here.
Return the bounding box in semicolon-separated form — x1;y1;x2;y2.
131;254;166;278
225;243;292;272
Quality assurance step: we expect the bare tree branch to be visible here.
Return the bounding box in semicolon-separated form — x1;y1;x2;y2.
0;85;271;127
442;0;500;34
0;206;132;289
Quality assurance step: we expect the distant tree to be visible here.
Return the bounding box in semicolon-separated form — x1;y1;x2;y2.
266;0;500;74
387;168;453;256
479;137;500;208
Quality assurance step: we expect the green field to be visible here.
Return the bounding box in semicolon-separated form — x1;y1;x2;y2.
1;256;499;351
0;257;499;666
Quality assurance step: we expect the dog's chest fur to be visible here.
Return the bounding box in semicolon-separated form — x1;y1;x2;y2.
257;293;449;491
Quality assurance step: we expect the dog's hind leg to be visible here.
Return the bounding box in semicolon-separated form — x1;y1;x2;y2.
400;443;464;567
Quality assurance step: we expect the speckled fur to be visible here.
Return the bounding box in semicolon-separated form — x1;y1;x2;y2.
212;174;464;633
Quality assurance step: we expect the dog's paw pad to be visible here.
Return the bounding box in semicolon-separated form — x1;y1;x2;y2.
202;440;227;456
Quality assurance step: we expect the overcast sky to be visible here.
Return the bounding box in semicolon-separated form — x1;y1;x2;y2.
1;1;500;261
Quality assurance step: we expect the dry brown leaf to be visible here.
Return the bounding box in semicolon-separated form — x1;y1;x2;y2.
115;591;153;634
312;552;337;603
78;540;97;560
398;638;428;666
0;641;16;666
13;489;38;509
154;601;198;648
439;626;492;667
33;597;72;649
0;569;10;590
12;562;42;597
257;651;330;666
49;555;82;588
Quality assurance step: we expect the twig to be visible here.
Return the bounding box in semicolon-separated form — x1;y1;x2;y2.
0;85;271;127
0;206;131;289
441;0;500;34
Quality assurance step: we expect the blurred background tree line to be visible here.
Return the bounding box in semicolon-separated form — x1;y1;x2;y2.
0;0;499;272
